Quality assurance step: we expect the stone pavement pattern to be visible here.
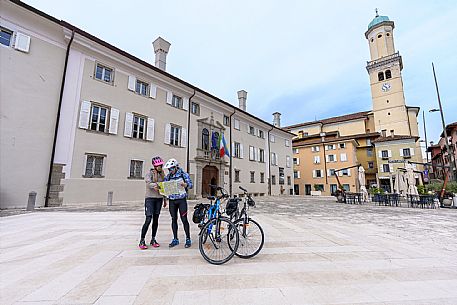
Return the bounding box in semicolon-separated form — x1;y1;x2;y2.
1;196;457;305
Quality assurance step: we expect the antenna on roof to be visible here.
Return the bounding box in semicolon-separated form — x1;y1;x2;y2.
375;8;379;17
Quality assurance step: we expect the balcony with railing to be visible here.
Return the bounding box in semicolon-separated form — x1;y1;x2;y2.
366;52;403;72
196;148;221;162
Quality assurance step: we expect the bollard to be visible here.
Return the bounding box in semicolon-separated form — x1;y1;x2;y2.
27;192;37;211
107;191;113;206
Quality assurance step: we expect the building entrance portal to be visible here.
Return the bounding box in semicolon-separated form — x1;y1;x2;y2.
202;165;219;197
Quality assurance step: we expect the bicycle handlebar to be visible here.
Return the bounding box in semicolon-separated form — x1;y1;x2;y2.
209;184;229;198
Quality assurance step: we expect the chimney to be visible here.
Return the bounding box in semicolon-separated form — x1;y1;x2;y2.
381;129;387;137
237;90;247;111
390;129;395;138
273;112;281;127
152;37;171;71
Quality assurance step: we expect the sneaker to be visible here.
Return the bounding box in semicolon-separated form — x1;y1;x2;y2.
150;238;160;248
169;239;179;248
139;240;148;250
185;238;192;248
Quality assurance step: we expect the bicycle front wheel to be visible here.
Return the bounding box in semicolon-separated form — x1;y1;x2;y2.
199;217;239;265
230;218;264;259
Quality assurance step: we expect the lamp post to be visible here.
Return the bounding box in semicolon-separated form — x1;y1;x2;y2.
430;62;456;181
422;111;429;163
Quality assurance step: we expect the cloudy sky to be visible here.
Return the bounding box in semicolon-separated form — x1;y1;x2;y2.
25;0;457;145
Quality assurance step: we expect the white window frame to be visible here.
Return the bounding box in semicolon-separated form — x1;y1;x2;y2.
313;156;320;164
135;79;149;96
132;114;146;140
89;104;110;133
340;153;347;162
94;63;114;84
191;102;200;115
129;159;144;179
171;94;183;108
234;119;240;130
223;115;230;126
259;148;265;163
170;125;182;146
83;154;106;178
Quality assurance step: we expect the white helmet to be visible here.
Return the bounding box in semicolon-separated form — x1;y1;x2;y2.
164;158;179;169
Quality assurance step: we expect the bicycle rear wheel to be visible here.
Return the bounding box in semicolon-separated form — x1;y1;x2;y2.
199;217;239;265
229;218;264;259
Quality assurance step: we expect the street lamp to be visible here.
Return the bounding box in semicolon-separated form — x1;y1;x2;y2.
430;62;456;181
422;111;429;163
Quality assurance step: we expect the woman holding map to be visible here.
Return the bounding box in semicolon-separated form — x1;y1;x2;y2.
163;158;193;248
138;156;167;250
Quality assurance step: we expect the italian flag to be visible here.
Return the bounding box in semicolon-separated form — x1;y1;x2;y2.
218;133;230;158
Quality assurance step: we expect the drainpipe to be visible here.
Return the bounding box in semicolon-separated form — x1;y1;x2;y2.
186;89;196;173
267;126;274;195
45;30;75;207
228;108;236;196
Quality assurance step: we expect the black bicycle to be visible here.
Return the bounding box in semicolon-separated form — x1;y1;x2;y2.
197;185;240;265
226;186;264;259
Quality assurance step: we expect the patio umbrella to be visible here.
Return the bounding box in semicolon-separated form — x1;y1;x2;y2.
358;166;369;202
406;164;418;195
399;171;408;197
394;171;400;194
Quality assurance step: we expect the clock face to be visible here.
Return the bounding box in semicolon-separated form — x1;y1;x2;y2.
381;82;391;92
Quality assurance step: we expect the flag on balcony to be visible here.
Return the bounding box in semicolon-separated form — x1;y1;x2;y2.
211;132;219;150
218;133;230;158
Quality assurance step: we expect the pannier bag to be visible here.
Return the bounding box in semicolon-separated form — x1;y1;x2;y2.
225;198;239;216
192;203;208;224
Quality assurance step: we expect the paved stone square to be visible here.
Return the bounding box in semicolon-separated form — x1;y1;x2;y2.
1;196;457;305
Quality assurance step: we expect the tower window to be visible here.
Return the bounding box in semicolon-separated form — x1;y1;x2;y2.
378;72;384;81
387;100;389;103
386;33;390;36
385;70;392;79
377;34;382;38
371;38;374;42
388;112;391;116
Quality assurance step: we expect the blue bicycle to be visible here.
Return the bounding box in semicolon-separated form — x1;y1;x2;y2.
194;185;239;265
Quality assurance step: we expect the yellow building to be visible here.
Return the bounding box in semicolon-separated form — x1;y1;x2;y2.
285;12;423;194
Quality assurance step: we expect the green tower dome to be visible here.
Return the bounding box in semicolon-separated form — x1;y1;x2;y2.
368;15;390;31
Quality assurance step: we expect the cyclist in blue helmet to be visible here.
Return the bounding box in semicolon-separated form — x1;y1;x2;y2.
163;158;193;248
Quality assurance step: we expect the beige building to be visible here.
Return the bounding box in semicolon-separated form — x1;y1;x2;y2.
292;133;360;196
1;1;293;208
285;12;423;194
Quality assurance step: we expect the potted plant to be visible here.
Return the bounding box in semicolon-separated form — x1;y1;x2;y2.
311;184;323;196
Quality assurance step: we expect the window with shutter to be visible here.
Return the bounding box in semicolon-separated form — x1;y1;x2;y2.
90;104;109;132
132;114;146;139
164;123;171;144
0;27;13;47
14;32;31;53
146;118;155;141
234;119;240;130
78;101;91;129
181;128;187;147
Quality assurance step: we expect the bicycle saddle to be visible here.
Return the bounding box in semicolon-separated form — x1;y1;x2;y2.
206;196;216;201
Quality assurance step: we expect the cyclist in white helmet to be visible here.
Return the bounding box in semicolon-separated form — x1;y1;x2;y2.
139;156;167;250
163;158;193;248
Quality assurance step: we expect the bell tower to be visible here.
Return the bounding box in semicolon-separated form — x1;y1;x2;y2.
365;10;410;136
